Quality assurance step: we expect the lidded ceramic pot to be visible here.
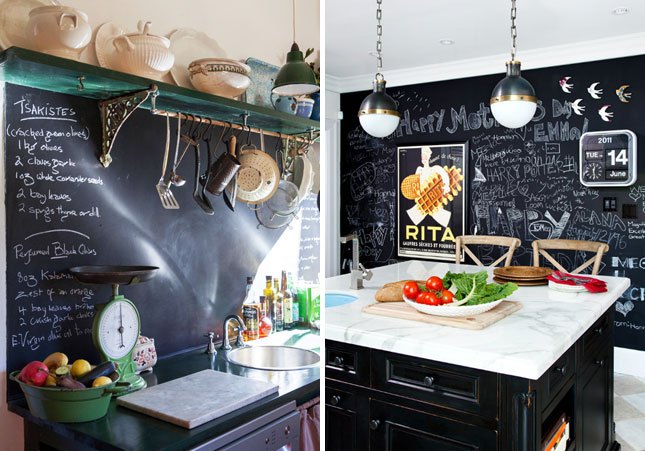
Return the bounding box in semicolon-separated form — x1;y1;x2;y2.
112;21;174;79
26;6;92;60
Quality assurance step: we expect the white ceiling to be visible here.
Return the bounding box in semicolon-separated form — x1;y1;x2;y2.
326;0;645;79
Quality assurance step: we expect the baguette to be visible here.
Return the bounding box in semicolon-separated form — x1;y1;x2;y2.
375;280;425;302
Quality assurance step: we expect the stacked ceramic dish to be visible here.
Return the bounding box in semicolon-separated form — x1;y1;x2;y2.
492;266;553;286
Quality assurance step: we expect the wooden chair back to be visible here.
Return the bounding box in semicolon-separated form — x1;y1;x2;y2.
531;239;609;275
455;235;521;267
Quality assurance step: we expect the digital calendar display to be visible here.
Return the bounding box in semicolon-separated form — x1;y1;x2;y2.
579;130;637;187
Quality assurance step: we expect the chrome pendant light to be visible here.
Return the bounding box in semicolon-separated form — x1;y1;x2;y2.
272;0;319;96
490;0;537;129
358;0;400;138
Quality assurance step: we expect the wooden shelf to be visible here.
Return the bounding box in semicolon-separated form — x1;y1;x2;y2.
0;47;319;136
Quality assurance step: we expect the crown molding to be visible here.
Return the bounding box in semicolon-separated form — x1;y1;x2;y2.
330;32;645;93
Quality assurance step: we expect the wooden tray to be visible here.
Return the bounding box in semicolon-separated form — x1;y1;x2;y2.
362;300;522;330
493;276;547;286
493;266;552;280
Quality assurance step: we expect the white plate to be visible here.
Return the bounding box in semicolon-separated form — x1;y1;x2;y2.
403;294;504;317
548;280;586;293
95;22;126;70
0;0;59;50
169;28;226;88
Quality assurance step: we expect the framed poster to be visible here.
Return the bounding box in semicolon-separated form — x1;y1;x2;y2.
397;143;467;261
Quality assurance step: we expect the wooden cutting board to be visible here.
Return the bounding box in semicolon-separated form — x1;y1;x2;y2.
117;370;278;429
362;300;522;330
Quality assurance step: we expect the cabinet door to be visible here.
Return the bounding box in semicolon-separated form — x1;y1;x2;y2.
577;348;611;451
325;382;369;451
369;399;497;451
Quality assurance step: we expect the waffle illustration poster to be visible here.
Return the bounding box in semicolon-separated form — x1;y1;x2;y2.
397;144;467;260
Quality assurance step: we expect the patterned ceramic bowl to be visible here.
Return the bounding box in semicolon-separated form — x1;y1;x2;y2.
188;58;251;98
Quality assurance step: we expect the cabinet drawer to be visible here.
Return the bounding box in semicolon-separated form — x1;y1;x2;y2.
325;340;369;385
369;399;498;451
372;350;498;419
326;386;356;412
545;346;575;401
580;309;612;363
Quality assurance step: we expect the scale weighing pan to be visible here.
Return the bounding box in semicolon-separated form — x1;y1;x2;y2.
69;266;159;285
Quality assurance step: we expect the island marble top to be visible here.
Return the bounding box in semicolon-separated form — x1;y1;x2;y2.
325;260;630;379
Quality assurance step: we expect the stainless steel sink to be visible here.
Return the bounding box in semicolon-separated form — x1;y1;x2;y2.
227;346;320;371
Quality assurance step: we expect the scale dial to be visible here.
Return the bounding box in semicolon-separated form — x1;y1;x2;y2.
583;162;603;181
97;299;139;360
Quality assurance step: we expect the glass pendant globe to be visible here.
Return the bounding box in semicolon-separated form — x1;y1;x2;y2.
359;113;400;138
490;100;537;129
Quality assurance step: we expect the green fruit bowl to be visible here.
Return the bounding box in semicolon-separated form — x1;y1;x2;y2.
10;371;127;423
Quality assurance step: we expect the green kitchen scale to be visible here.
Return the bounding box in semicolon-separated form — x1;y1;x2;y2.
69;265;158;396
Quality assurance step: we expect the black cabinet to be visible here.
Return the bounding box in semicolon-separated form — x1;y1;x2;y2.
326;308;618;451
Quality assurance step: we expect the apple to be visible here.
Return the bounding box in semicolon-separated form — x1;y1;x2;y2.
18;361;49;387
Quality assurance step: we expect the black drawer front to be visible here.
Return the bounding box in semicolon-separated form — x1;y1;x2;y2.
581;309;612;362
546;346;575;401
372;351;498;419
325;340;370;385
326;386;356;411
369;399;498;451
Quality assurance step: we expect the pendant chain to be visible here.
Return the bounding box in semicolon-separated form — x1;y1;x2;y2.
376;0;383;74
510;0;517;61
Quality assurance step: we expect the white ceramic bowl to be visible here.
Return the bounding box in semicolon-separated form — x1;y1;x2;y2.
27;6;92;59
403;294;505;317
188;58;251;98
111;22;174;79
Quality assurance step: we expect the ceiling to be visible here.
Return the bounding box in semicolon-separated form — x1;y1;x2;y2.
326;0;645;79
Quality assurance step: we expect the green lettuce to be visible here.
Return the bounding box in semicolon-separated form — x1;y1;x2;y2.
442;271;518;305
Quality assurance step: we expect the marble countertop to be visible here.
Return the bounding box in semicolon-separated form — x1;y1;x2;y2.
325;260;629;380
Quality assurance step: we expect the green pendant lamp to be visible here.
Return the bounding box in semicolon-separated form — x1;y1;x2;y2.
272;0;319;96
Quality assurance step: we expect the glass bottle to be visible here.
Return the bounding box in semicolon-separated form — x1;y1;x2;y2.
264;276;274;329
273;278;284;332
288;273;299;328
282;271;293;330
258;296;272;338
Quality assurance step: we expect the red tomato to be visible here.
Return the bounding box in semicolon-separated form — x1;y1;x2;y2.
426;276;444;292
403;281;420;300
441;290;455;304
427;292;442;306
416;292;431;305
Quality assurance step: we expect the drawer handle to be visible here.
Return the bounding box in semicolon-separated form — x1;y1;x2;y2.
595;359;606;367
594;325;605;335
423;376;435;387
554;365;567;375
330;395;341;406
369;419;381;431
284;425;291;436
333;356;344;366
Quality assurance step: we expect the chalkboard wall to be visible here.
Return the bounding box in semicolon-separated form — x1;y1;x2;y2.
4;84;319;398
340;54;645;352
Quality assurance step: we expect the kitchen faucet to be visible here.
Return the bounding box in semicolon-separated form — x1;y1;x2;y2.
220;315;247;351
340;234;373;289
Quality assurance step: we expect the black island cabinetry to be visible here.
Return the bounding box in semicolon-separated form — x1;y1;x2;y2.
325;308;616;451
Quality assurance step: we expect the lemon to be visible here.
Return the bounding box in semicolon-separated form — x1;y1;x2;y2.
70;359;91;378
44;374;57;387
92;376;113;388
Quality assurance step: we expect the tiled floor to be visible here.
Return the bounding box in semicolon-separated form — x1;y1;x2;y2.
615;373;645;451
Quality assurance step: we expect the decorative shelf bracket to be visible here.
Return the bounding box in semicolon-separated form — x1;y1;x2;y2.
99;85;158;167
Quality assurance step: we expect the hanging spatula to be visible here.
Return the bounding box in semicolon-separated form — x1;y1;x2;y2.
156;115;180;209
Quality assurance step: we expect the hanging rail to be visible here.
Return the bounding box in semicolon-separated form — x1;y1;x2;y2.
149;109;319;144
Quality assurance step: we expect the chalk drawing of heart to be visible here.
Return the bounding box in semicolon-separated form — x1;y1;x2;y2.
616;301;635;317
628;191;640;202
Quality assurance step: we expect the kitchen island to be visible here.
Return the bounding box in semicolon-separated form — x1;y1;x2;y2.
9;329;320;451
325;260;629;451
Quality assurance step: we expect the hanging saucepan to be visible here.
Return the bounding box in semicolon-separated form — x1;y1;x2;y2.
264;141;300;216
206;135;241;196
291;152;314;204
235;139;280;205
